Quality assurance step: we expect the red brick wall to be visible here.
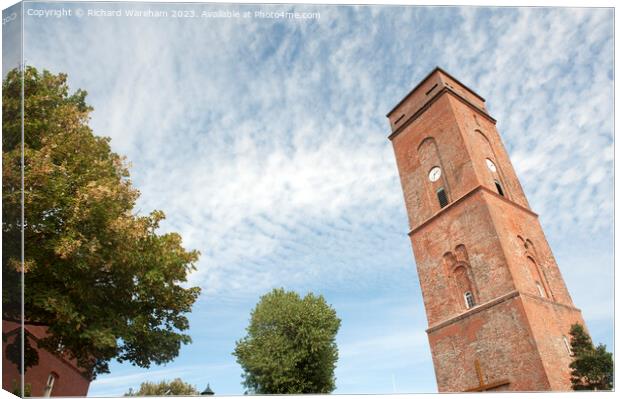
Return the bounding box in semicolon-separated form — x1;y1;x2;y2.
428;295;552;392
485;193;575;306
410;190;516;325
387;68;487;132
520;295;585;390
2;321;90;396
391;94;481;229
448;95;530;210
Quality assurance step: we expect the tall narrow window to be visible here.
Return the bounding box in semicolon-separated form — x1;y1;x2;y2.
536;281;546;298
494;180;505;197
437;187;448;208
563;336;573;356
464;291;475;309
43;373;56;397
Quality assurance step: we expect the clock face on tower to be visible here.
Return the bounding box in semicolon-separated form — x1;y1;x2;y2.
428;166;442;182
486;158;497;173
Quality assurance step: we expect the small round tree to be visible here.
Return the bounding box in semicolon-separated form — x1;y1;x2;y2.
569;323;613;390
233;288;341;394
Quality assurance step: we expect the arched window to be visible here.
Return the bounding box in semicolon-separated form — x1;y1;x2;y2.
494;180;505;197
464;291;475;309
525;239;538;258
563;335;573;356
527;257;549;298
447;247;479;312
454;265;475;310
536;281;546;298
43;373;58;397
437;187;448;208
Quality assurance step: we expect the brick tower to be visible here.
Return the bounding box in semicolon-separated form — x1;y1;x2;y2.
387;67;586;392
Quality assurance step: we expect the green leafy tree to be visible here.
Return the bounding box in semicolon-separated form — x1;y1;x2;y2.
569;323;613;390
233;288;341;394
11;380;32;397
2;67;201;377
124;378;199;396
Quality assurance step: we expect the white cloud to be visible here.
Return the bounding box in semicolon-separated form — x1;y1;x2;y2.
21;5;613;392
23;2;613;304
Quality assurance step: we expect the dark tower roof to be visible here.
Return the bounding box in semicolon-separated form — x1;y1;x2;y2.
201;383;214;395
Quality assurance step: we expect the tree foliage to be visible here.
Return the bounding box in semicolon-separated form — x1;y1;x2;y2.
2;67;201;377
124;378;199;396
233;288;341;394
11;380;32;397
569;323;613;390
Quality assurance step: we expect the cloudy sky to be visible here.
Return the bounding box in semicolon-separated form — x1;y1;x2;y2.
9;1;614;395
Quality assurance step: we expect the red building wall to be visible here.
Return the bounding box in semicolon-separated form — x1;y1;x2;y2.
3;320;91;396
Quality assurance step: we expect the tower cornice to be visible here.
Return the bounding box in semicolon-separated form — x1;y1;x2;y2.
407;185;538;237
425;290;582;334
387;86;496;142
386;66;486;117
425;291;520;334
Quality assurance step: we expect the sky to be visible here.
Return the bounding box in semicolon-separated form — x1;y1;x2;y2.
3;1;614;396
